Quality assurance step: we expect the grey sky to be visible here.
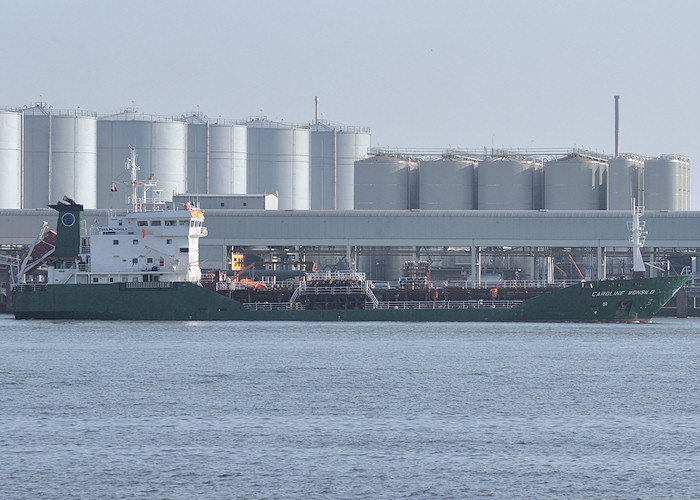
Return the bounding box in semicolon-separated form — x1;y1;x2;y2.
3;0;698;206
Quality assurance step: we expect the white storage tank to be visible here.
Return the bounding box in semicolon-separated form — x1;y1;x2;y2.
0;110;22;208
246;119;310;210
97;110;187;209
50;114;97;208
309;122;371;210
354;155;418;210
22;104;98;209
186;114;247;195
544;154;607;210
644;155;688;211
477;157;538;210
608;155;644;210
418;156;476;210
186;114;207;194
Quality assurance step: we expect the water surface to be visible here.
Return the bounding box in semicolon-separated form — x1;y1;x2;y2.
1;316;698;498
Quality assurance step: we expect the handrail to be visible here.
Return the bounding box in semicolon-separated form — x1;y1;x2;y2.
122;281;173;289
371;279;578;290
244;302;305;311
12;283;48;292
369;299;522;310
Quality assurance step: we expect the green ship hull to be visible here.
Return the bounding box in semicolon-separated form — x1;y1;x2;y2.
13;275;689;322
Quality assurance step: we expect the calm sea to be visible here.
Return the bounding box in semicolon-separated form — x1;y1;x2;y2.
1;315;698;499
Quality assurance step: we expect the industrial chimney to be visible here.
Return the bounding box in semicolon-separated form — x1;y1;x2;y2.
614;95;620;157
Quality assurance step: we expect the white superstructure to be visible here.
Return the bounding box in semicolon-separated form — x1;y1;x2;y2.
48;206;206;285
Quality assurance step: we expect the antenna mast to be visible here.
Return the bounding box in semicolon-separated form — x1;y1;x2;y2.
127;145;139;212
125;146;162;211
628;198;647;278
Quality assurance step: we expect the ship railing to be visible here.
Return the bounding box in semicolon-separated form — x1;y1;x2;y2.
307;270;366;282
399;277;429;287
456;279;576;289
367;299;523;310
370;279;575;290
301;285;366;295
243;302;305;311
121;281;174;289
12;283;48;292
215;281;247;291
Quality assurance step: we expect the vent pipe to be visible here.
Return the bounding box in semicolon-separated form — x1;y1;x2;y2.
614;95;620;157
314;96;319;124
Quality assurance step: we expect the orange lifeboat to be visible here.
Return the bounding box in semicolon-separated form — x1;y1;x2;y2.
240;278;268;290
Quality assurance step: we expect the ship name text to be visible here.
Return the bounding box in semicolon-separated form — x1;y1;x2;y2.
592;289;656;297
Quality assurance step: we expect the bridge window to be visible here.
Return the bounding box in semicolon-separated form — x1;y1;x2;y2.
165;220;176;226
150;220;161;226
137;221;148;226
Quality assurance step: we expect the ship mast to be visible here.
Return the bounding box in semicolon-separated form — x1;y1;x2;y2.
125;146;162;212
629;198;647;278
127;145;139;212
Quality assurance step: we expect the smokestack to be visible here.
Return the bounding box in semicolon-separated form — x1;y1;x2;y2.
614;95;620;157
314;96;319;124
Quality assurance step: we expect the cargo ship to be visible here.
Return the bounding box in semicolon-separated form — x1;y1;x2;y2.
11;201;689;322
11;151;689;322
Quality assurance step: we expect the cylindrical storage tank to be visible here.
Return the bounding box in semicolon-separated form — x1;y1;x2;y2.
309;122;371;210
50;114;97;208
22;107;51;208
186;116;207;194
608;155;644;210
354;155;417;209
0;110;22;208
543;155;607;210
357;254;406;281
22;105;98;209
418;156;475;210
477;158;537;210
643;155;686;210
97;111;187;209
210;122;247;195
246;119;310;210
186;115;247;195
